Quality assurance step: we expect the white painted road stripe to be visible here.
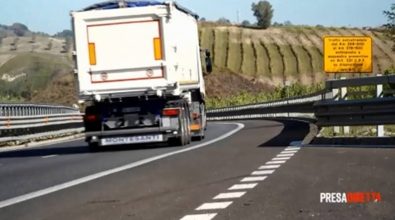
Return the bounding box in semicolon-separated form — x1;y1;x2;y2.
281;150;298;154
0;123;245;209
285;147;300;150
214;192;246;199
272;157;291;160
251;170;275;175
266;160;286;164
42;155;57;159
196;201;233;210
182;143;302;219
277;153;295;157
241;176;267;182
180;213;217;220
259;164;281;169
228;183;258;190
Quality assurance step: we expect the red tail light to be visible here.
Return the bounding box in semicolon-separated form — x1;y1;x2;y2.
85;114;98;122
162;108;180;117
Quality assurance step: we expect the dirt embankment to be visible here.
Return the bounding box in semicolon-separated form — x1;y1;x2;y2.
204;71;273;98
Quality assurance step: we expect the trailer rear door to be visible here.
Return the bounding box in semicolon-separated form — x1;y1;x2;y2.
87;19;164;83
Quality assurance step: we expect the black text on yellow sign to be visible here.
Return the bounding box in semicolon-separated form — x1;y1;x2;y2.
324;36;373;73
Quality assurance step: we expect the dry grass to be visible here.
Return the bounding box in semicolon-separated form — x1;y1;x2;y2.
227;28;242;73
241;38;257;77
254;40;271;79
213;29;229;68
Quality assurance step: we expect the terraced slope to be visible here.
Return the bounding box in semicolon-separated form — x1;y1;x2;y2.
199;24;395;86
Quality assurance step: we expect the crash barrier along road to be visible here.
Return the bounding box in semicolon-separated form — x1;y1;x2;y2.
0;104;83;143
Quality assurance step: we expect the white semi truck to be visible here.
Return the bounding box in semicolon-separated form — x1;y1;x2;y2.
71;1;211;149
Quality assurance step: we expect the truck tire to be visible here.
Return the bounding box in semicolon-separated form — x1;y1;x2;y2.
88;142;100;152
195;103;206;141
170;109;189;146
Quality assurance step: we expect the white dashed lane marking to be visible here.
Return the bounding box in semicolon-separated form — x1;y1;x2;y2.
251;170;275;175
266;160;287;164
272;157;291;160
241;176;267;182
228;183;258;190
213;192;246;200
180;143;302;220
180;213;217;220
259;164;281;169
196;202;233;210
276;153;295;157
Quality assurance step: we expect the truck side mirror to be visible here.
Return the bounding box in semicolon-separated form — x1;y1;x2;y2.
205;50;212;74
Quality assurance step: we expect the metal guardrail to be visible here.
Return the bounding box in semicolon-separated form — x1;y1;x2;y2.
207;91;328;121
207;75;395;129
314;75;395;128
325;75;395;89
0;104;83;143
314;97;395;126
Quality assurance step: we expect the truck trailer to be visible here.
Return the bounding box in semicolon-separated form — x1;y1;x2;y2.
71;1;211;149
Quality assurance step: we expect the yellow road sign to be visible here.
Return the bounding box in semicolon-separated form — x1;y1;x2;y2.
324;36;373;73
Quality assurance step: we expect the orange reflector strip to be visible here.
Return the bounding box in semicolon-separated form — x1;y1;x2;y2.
190;124;201;131
153;37;162;60
163;108;180;117
88;43;97;65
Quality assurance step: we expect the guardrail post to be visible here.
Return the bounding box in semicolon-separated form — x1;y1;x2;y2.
332;86;341;134
376;74;384;137
341;77;350;135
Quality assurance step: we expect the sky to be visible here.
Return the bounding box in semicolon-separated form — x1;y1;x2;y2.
0;0;392;35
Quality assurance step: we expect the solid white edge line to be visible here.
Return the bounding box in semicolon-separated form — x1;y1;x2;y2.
196;201;233;210
251;170;275;175
180;213;218;220
228;183;258;190
213;192;246;199
241;176;267;182
0;123;245;209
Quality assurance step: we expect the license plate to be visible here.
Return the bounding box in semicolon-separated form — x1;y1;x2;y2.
101;135;163;146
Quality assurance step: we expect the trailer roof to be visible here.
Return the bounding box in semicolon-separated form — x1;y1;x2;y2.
82;1;199;19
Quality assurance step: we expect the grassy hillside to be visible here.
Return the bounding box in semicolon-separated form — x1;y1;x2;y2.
0;52;73;103
0;23;75;104
199;23;395;87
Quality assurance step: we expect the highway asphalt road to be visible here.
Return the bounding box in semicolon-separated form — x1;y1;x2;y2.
0;120;393;220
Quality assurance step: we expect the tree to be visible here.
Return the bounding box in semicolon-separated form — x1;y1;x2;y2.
241;20;251;27
11;23;29;37
251;1;273;29
284;20;293;26
217;17;231;25
53;29;73;38
383;3;395;51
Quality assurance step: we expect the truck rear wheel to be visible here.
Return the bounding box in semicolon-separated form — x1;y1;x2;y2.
170;107;191;146
194;103;206;141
